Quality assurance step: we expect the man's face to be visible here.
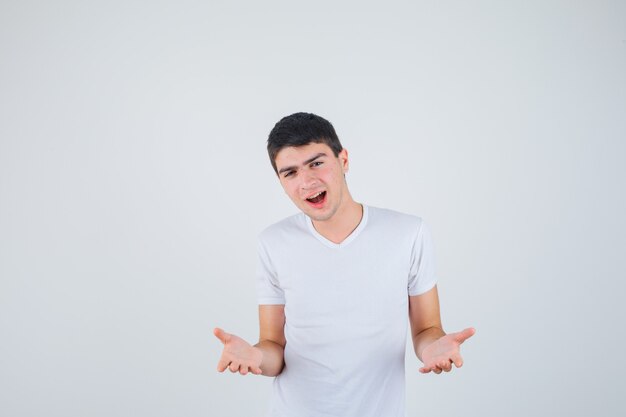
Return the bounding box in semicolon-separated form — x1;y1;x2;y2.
274;142;349;222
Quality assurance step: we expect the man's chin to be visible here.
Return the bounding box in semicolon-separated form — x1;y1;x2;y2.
298;201;334;222
307;210;335;223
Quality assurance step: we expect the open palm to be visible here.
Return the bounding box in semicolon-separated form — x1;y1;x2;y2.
420;327;475;374
214;327;263;375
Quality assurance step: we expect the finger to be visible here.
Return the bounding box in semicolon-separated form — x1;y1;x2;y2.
453;327;476;344
229;361;240;373
450;353;463;368
433;366;442;374
213;328;231;344
420;360;437;373
217;359;230;372
252;367;263;375
440;359;452;372
240;366;249;375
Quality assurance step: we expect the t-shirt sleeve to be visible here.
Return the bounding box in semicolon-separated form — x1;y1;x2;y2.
256;235;286;305
407;219;438;296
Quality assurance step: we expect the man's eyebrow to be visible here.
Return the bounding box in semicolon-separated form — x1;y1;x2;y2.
278;152;327;175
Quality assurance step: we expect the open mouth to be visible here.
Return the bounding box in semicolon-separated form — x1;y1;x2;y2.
305;191;326;207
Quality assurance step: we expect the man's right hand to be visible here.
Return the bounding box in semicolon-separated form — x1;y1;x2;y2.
213;327;263;376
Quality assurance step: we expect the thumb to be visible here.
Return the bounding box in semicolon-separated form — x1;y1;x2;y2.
453;327;476;344
213;327;231;344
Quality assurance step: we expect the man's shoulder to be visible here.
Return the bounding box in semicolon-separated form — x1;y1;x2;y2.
257;211;305;243
367;204;425;230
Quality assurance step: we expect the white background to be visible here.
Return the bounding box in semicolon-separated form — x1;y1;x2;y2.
1;1;625;416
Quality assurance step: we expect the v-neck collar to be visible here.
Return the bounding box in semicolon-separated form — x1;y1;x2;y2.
305;204;369;249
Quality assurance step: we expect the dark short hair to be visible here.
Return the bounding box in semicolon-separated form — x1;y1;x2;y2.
267;112;344;176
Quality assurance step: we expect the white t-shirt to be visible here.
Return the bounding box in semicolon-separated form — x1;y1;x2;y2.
256;204;437;417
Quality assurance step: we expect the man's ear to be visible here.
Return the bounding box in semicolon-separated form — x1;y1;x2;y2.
339;148;349;174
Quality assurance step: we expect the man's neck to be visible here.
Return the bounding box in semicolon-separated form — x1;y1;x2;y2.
311;201;363;245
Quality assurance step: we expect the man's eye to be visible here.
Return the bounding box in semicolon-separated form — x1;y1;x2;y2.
284;172;294;178
311;161;323;167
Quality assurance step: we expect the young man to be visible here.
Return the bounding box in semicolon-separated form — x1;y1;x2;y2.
214;112;475;416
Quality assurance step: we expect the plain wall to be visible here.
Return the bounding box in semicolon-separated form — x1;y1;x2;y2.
1;1;625;416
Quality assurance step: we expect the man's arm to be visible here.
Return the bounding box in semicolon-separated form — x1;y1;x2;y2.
409;284;476;373
409;284;445;362
253;304;286;377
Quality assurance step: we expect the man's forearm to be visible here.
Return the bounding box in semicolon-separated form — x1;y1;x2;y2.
412;326;446;362
253;340;285;377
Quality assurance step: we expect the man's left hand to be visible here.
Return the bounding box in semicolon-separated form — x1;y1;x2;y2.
419;327;476;374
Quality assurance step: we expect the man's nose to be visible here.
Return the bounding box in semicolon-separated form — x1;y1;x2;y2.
300;170;319;189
